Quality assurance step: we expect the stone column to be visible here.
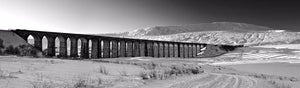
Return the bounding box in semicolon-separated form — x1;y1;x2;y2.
174;43;178;58
22;34;30;42
58;36;67;58
70;37;78;57
111;40;118;58
184;44;189;58
98;39;102;58
195;44;199;56
169;43;174;57
153;42;159;57
47;36;55;57
140;42;146;56
126;41;133;57
164;43;169;57
102;39;110;58
119;40;126;57
33;35;43;51
146;41;153;57
133;41;140;57
179;43;184;58
159;42;164;57
80;38;89;58
91;38;99;58
196;44;201;56
189;44;192;58
188;44;193;58
192;44;197;58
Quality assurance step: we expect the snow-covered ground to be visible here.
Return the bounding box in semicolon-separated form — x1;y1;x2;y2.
0;56;145;88
255;44;300;50
1;44;300;88
206;44;300;88
209;44;300;65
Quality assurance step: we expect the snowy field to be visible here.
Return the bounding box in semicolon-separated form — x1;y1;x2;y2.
1;44;300;88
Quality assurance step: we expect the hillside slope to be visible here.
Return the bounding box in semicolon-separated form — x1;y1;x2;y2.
102;22;299;46
105;22;275;36
124;31;300;46
0;30;29;47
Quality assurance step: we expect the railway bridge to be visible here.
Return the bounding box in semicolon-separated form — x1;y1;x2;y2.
12;29;241;59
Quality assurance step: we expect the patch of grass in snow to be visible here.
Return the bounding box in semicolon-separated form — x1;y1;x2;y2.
268;80;292;88
29;73;107;88
94;59;204;80
0;66;19;79
118;70;129;76
97;65;109;75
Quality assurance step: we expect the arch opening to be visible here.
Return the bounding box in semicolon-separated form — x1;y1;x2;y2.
77;39;82;57
125;41;128;57
118;41;120;57
55;37;60;56
78;38;88;58
88;40;92;58
110;41;113;57
27;35;34;45
67;38;71;56
42;36;48;55
100;40;103;58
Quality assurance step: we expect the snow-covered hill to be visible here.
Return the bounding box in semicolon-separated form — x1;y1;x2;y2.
101;22;300;46
105;22;275;36
125;31;300;46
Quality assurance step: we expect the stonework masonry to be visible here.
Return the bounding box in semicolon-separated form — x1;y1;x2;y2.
12;29;243;59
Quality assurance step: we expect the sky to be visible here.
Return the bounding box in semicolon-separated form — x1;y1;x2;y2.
0;0;299;34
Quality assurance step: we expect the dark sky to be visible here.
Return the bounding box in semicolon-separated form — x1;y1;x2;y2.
0;0;299;33
126;0;300;31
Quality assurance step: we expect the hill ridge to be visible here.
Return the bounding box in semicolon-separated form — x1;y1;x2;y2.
100;22;299;46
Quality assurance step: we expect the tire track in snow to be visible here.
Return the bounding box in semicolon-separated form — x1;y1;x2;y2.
169;74;219;88
169;74;258;88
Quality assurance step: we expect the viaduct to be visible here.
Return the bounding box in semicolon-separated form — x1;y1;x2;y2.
11;29;242;59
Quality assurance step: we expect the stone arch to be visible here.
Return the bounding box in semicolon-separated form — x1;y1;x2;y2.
54;36;67;58
173;43;179;57
146;41;154;57
91;38;100;58
41;36;48;55
179;43;184;58
153;42;159;57
168;43;174;57
44;35;55;57
27;35;34;45
139;41;146;57
26;34;43;51
159;42;164;57
117;40;121;57
133;41;140;57
42;36;48;51
102;39;110;58
119;39;126;57
69;37;78;57
164;42;169;57
111;39;118;58
78;37;89;58
125;40;133;57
